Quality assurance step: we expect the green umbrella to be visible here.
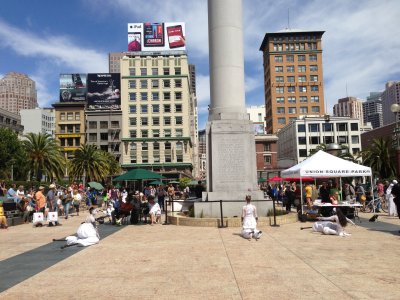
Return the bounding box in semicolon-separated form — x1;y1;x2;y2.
258;177;266;183
149;180;163;185
88;181;104;190
170;180;180;184
113;168;165;181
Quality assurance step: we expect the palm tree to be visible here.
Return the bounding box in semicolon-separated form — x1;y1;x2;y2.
360;137;396;179
100;150;121;176
23;132;65;181
69;144;109;182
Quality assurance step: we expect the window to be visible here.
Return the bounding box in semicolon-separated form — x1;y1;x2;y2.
140;92;148;101
175;79;182;88
351;136;359;144
152;104;159;113
309;54;317;61
60;113;65;121
140;79;148;89
163;68;170;75
337;123;348;131
299;149;307;157
299;86;307;92
163;79;170;88
276;87;284;93
152;130;160;138
164;104;171;113
152;117;160;125
277;118;286;125
275;66;283;72
310;136;320;144
298;65;306;72
298;124;306;132
67;112;73;120
175;104;182;112
287;76;295;83
164;117;171;125
141;143;148;151
276;97;284;103
298;137;306;145
129;68;135;76
152;92;159;100
129;117;137;126
324;136;334;144
129;93;136;101
151;79;159;88
75;124;80;133
164;129;171;137
298;55;306;61
175;129;183;137
351;123;359;131
286;65;295;72
175;92;182;100
140;68;147;76
152;68;158;75
309;124;319;132
337;136;348;144
311;85;319;92
288;86;296;93
141;130;148;138
310;75;318;82
263;155;272;164
175;116;183;125
75;112;80;121
288;96;296;103
286;55;294;62
100;121;108;129
300;107;308;113
175;67;181;75
165;142;172;150
275;76;284;83
310;65;318;72
88;121;97;129
352;148;360;154
288;107;296;114
141;105;148;113
298;75;306;82
129;105;137;113
164;92;171;100
323;123;333;132
141;117;148;126
264;143;271;151
311;106;320;113
299;96;307;103
277;107;285;114
274;56;283;62
67;125;73;133
311;96;319;103
88;133;97;142
100;133;108;141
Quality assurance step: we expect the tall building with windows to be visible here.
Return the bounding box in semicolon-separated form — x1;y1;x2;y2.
259;29;325;133
0;107;23;134
382;81;400;126
20;108;55;136
333;96;364;123
119;51;197;179
0;72;38;114
363;92;383;129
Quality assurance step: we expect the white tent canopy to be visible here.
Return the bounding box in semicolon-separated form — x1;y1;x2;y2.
281;150;372;178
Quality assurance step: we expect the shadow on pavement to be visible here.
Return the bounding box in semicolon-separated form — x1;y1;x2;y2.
357;216;400;236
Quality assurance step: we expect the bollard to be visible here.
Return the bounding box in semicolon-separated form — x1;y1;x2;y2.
163;199;170;225
271;197;280;227
218;200;226;228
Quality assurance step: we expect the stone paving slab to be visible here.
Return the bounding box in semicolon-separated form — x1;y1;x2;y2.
0;212;400;299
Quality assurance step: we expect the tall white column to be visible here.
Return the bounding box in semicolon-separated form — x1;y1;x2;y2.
208;0;247;120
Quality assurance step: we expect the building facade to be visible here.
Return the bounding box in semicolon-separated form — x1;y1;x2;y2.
382;81;400;126
277;116;363;167
53;102;86;161
246;105;266;134
259;29;325;133
198;129;206;180
0;72;38;114
363;92;383;129
119;51;197;179
333;96;364;123
0;107;23;134
20;108;55;136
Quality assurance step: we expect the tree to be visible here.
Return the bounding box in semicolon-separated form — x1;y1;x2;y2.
360;137;396;179
22;132;65;181
0;128;28;180
100;150;121;177
68;144;109;182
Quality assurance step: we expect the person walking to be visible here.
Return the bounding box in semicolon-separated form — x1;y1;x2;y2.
47;184;60;226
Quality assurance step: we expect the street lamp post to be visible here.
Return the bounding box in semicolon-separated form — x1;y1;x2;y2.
390;103;400;177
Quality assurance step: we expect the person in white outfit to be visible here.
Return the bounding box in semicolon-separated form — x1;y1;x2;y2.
313;208;355;236
386;180;398;217
241;195;262;240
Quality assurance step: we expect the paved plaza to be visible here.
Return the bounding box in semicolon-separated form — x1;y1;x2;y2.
1;211;400;299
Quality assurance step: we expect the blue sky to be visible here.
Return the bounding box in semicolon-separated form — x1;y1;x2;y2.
1;0;400;130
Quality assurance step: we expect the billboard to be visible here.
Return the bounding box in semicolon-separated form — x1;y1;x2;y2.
253;123;265;135
59;74;87;102
86;73;121;110
128;22;186;52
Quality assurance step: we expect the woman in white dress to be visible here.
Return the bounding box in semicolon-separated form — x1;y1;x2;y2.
386;181;398;217
313;208;355;236
241;195;262;240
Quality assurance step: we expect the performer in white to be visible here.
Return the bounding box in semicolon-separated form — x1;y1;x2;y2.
386;180;398;217
313;208;355;237
241;195;262;240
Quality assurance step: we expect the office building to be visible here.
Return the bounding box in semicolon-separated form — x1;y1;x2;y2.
382;81;400;126
363;92;383;129
0;72;38;114
20;108;55;136
333;96;364;123
198;129;206;180
259;29;325;133
0;107;23;134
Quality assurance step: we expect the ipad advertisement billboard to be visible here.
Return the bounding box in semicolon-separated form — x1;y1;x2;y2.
86;73;121;110
59;74;87;102
128;22;186;52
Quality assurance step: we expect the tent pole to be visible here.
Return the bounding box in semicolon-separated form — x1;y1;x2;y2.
300;178;303;215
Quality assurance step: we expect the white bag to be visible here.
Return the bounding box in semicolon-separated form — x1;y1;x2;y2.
33;212;44;225
47;211;58;222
